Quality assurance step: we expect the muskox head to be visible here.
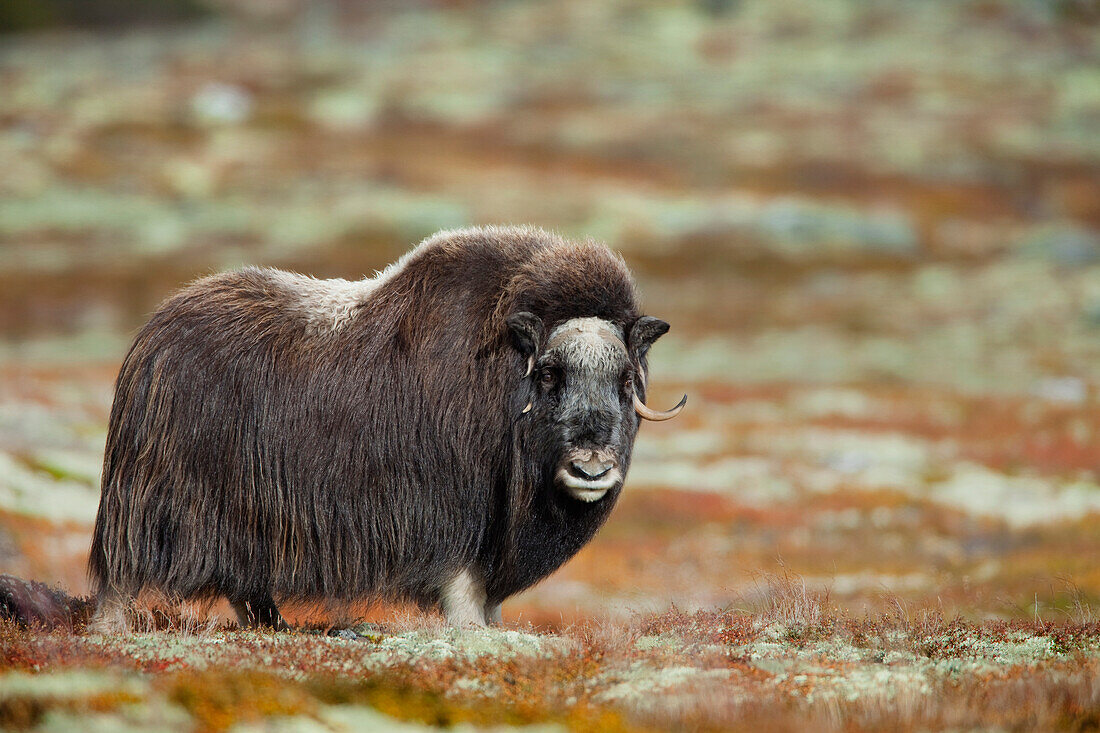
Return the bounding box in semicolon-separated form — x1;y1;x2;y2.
508;312;686;503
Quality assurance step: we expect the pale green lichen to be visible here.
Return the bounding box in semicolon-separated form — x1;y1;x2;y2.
233;705;437;733
593;663;734;706
633;633;682;651
368;628;575;664
0;670;147;700
36;706;193;733
0;450;101;522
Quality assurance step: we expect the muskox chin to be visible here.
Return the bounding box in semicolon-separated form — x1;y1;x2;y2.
86;225;684;632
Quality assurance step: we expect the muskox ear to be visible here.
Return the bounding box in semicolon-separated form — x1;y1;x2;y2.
506;312;544;359
628;316;670;362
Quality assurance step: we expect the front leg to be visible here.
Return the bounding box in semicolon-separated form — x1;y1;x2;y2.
485;603;502;625
232;593;289;631
441;568;487;627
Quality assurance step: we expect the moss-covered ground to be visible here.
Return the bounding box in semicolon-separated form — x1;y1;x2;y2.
2;0;1100;728
4;580;1100;731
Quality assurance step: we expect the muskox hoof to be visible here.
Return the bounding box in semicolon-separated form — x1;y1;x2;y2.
232;596;289;631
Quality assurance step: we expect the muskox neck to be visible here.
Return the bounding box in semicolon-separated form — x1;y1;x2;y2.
484;490;618;604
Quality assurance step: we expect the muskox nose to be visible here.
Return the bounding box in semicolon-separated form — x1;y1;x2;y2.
570;456;614;480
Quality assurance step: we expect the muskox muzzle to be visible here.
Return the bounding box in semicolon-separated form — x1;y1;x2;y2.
557;447;622;502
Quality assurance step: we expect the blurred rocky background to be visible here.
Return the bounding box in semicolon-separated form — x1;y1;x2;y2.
1;0;1099;624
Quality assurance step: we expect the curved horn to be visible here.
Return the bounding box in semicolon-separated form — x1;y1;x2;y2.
524;355;534;378
633;391;687;421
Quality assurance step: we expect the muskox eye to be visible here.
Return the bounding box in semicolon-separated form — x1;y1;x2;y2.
623;373;634;392
539;368;557;388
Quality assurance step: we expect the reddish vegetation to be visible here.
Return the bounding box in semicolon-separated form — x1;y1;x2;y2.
1;1;1099;728
2;574;1100;731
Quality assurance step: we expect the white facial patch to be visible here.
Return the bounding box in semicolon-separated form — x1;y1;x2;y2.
546;318;628;502
546;317;627;375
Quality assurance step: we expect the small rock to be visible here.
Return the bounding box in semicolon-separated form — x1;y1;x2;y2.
328;628;360;641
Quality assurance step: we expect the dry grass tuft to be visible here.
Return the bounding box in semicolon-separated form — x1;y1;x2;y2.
635;606;759;646
127;594;222;637
742;569;835;628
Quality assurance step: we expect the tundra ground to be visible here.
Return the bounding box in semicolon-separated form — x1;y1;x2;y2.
3;577;1100;732
2;0;1100;729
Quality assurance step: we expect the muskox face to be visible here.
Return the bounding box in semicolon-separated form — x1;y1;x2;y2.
508;313;684;503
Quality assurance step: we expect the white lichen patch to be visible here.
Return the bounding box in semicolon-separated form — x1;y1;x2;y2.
883;649;921;665
788;388;881;419
752;428;936;489
593;663;734;707
0;669;148;700
633;633;683;651
0;450;101;522
26;448;103;486
739;635;868;666
981;636;1059;665
634;427;729;460
727;637;938;705
36;705;193;733
237;706;439;733
802;640;870;664
315;706;567;733
629;455;795;504
801;664;933;703
743;641;791;661
86;632;223;671
929;464;1100;528
917;631;1058;666
824;572;934;596
449;676;494;695
367;628;574;664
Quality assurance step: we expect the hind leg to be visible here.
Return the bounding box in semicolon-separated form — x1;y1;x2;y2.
88;588;130;634
232;593;289;631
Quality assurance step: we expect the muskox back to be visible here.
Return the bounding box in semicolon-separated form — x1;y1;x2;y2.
89;226;677;631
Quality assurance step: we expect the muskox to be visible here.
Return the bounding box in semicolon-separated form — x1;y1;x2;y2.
87;226;685;632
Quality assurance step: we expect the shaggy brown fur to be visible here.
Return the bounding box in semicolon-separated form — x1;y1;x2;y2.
84;226;674;630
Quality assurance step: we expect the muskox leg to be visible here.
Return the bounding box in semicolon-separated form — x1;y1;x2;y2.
485;604;502;625
232;594;289;631
88;588;130;635
440;568;487;627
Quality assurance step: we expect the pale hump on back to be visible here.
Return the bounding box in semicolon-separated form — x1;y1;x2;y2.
264;225;561;335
